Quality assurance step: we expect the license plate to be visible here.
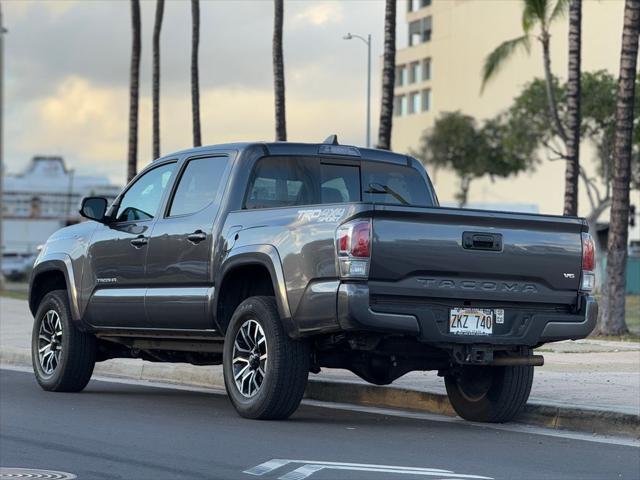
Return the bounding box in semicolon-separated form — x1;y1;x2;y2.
449;308;494;335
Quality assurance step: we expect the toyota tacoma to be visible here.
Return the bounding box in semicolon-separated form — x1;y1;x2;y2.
29;138;597;422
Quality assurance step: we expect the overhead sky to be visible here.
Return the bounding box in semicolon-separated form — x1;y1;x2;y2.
4;0;397;183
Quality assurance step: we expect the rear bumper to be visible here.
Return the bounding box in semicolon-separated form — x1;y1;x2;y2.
337;283;597;346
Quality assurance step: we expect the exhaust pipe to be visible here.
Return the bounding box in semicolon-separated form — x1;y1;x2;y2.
490;355;544;367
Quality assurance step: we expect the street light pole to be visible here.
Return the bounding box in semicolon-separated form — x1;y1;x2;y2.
343;32;372;148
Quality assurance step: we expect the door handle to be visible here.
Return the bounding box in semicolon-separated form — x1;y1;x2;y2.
130;235;148;248
187;230;207;244
462;231;502;251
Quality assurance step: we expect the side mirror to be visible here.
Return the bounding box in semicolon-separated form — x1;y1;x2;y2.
79;197;109;223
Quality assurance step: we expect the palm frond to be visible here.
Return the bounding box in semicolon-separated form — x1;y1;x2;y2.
549;0;569;23
522;0;548;32
481;35;531;92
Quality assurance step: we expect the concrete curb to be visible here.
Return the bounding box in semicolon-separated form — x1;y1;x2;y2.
2;347;637;439
304;380;640;439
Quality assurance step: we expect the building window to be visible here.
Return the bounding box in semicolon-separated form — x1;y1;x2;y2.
422;58;432;81
409;61;422;84
422;89;431;112
396;65;408;86
408;0;431;12
394;95;408;117
409;92;421;114
409;16;432;46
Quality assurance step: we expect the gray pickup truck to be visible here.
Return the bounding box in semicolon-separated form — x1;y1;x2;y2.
29;138;597;422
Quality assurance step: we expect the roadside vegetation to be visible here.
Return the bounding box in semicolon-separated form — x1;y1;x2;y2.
0;288;27;301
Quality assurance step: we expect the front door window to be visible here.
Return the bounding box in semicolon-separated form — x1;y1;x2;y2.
115;163;175;222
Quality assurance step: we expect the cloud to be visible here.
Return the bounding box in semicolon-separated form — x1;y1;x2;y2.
292;3;344;26
7;73;373;184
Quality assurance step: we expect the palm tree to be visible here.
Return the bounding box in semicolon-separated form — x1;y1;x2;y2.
191;0;202;147
127;0;141;182
482;0;568;140
482;0;571;208
377;0;396;150
273;0;286;141
563;0;581;216
152;0;165;160
599;0;640;335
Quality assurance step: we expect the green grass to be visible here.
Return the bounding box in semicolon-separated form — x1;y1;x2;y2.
625;295;640;334
0;289;28;301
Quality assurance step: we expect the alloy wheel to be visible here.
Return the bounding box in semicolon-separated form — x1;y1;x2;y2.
38;309;63;376
232;319;268;398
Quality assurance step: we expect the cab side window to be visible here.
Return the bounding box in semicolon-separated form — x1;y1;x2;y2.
245;157;316;209
168;157;229;217
115;163;175;222
244;157;363;209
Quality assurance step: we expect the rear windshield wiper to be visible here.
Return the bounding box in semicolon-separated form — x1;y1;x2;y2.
365;182;409;205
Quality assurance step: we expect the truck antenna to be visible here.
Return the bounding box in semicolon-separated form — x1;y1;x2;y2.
323;134;339;145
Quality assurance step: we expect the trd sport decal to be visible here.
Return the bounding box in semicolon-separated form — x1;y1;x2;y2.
296;208;346;223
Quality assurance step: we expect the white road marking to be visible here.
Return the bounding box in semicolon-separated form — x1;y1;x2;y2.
2;365;637;448
0;467;76;479
243;459;493;480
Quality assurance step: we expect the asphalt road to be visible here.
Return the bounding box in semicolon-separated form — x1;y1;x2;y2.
1;368;638;480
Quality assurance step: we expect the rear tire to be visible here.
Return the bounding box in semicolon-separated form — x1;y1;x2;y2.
223;296;309;420
32;290;96;392
444;361;534;423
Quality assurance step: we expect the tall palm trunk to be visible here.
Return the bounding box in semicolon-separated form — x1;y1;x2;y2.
600;0;640;335
191;0;202;147
540;29;567;145
152;0;165;160
563;0;581;216
273;0;286;141
377;0;396;150
127;0;141;182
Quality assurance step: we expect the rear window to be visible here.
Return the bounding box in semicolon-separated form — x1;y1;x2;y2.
244;156;431;209
321;164;360;203
361;161;431;206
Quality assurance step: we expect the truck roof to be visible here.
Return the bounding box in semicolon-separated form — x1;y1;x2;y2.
153;140;413;166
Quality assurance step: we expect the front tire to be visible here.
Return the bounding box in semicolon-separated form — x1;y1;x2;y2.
444;362;534;423
223;296;309;420
32;290;96;392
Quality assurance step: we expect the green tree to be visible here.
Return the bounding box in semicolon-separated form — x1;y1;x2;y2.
482;0;572;211
505;72;639;244
412;112;538;207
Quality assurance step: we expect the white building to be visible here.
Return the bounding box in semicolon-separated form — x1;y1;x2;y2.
2;156;121;254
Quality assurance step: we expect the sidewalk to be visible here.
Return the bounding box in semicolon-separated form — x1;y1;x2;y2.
2;296;639;436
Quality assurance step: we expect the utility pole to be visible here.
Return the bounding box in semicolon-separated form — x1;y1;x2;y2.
0;2;6;291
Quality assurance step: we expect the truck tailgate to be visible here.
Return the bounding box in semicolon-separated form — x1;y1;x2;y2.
369;205;586;306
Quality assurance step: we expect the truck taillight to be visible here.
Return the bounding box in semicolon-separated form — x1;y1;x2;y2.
336;219;371;278
581;232;595;292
